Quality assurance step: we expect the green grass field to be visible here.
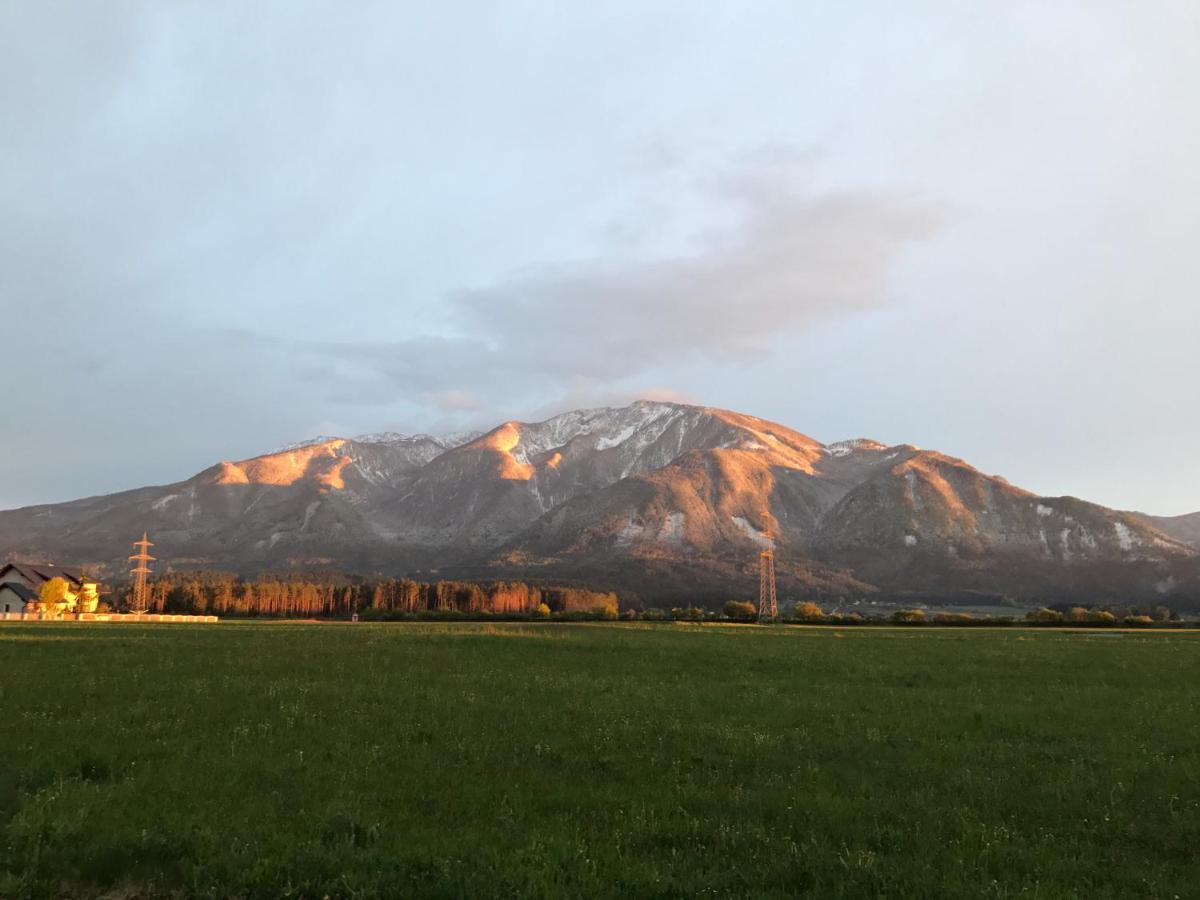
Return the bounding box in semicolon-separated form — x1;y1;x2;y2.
2;622;1197;898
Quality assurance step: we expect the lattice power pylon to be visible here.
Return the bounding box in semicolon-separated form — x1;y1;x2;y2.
129;531;155;613
758;519;778;622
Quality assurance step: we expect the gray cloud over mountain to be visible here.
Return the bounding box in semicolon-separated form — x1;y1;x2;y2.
452;178;941;382
210;156;942;417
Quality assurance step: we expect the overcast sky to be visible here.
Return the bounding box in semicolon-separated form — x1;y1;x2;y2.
2;2;1198;514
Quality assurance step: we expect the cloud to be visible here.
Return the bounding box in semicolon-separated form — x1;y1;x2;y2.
223;152;942;426
424;389;481;413
219;152;942;424
449;156;942;381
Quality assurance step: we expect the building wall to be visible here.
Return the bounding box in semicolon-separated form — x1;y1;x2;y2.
0;584;30;616
0;569;34;589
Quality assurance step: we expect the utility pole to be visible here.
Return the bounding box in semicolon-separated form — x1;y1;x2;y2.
129;532;155;613
758;516;778;623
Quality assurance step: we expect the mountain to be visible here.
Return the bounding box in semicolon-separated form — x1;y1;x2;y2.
1131;511;1200;548
1;401;1196;606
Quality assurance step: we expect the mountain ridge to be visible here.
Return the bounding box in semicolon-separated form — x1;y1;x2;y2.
1;400;1195;606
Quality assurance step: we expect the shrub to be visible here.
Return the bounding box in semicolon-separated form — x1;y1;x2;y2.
38;577;73;618
723;601;757;622
533;603;551;618
891;609;926;625
794;601;824;621
933;612;974;625
1066;606;1090;622
641;608;667;621
1025;607;1063;624
1123;615;1154;627
594;602;618;621
1085;609;1117;625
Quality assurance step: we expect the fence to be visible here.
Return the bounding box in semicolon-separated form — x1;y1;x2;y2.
0;611;218;623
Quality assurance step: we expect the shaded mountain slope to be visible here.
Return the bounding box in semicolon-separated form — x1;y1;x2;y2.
1132;511;1200;548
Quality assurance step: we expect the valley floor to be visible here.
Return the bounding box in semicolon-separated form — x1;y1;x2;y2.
1;623;1197;898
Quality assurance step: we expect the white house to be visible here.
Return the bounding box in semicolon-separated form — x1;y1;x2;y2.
0;562;98;616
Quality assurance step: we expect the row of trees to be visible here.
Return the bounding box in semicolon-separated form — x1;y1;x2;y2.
713;599;1189;627
85;575;1191;624
116;572;618;619
892;605;1182;626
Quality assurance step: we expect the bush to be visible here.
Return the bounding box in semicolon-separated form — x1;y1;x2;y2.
1025;607;1063;624
891;609;926;625
641;608;667;621
533;603;551;618
793;601;824;621
1123;615;1154;627
38;577;73;618
1085;609;1117;625
594;602;619;621
933;612;974;625
723;601;757;622
1066;606;1090;622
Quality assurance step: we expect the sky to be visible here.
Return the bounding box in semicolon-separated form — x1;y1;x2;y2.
2;2;1198;514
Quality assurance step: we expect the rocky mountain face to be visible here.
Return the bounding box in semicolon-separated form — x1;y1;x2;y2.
1;401;1196;606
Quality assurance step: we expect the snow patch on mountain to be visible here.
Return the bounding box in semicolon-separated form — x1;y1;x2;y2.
269;435;344;454
504;401;686;458
151;493;180;511
433;430;485;449
353;431;412;444
615;517;645;548
301;500;320;532
596;425;638;450
826;438;888;457
731;516;774;549
272;429;481;455
1114;521;1135;551
658;512;686;545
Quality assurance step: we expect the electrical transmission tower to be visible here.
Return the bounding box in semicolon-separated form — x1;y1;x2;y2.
129;531;155;613
758;518;778;622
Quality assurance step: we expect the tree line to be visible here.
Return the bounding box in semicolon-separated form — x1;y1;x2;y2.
117;572;618;619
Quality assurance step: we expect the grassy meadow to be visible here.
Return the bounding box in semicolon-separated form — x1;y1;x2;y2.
1;622;1197;898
